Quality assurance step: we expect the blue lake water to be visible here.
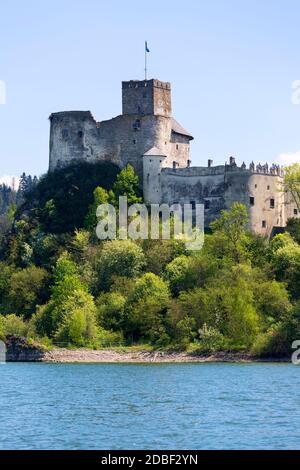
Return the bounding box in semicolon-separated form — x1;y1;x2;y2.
0;362;299;450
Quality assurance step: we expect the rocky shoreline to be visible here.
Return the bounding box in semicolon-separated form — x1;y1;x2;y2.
4;336;290;363
41;349;290;363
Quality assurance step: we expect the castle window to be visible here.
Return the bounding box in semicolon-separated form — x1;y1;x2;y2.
133;119;141;131
78;130;83;138
250;197;255;206
267;185;270;190
190;201;196;210
255;184;257;189
262;220;266;228
270;198;275;209
133;139;136;144
294;208;298;215
176;144;179;150
205;200;210;210
173;161;177;169
62;129;69;139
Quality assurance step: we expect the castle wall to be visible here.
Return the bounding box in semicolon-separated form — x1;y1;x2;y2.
49;111;102;171
152;165;299;236
49;112;190;177
224;170;284;237
159;166;226;226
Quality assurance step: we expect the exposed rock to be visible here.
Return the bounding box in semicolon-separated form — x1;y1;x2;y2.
5;335;45;362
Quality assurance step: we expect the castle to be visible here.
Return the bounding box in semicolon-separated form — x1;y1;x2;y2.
49;78;299;237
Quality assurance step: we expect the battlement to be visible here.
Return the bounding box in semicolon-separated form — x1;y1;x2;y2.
122;79;171;90
122;78;171;117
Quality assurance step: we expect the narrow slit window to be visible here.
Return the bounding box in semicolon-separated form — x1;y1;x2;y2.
250;197;255;206
190;201;196;210
62;129;69;139
270;198;275;209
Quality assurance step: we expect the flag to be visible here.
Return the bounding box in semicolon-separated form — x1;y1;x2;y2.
145;41;150;53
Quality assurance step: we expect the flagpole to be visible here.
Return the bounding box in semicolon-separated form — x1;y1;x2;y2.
144;42;147;80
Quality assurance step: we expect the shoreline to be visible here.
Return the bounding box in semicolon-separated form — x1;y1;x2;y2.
41;349;291;363
5;337;290;363
6;347;290;364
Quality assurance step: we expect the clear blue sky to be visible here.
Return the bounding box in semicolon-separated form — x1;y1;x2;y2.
1;0;300;177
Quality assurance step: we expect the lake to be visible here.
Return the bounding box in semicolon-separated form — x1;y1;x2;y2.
0;362;299;450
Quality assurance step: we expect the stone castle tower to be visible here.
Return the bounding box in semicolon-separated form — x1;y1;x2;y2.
49;78;299;237
49;79;193;176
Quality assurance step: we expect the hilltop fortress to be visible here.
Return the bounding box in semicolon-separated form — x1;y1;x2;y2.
49;78;299;237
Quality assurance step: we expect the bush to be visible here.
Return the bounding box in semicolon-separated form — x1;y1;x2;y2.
196;324;227;352
2;314;29;337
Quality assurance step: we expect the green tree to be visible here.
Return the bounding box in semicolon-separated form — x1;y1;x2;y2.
286;218;300;244
254;280;291;323
0;262;14;312
176;265;260;347
7;266;49;318
142;239;185;276
270;233;300;299
125;273;170;344
54;289;99;347
164;255;195;295
85;187;109;231
95;240;146;292
210;202;249;262
110;164;142;205
283;163;300;211
96;291;126;331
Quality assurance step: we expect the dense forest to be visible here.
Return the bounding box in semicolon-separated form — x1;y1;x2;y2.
0;173;37;251
1;161;300;357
